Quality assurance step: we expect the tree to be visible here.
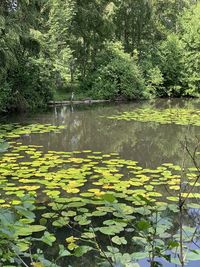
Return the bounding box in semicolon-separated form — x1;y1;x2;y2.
156;34;185;97
111;0;192;56
40;0;74;83
0;0;52;111
180;2;200;95
69;0;113;79
112;0;152;54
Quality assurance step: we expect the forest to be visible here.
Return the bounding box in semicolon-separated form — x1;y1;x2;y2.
0;0;200;112
1;1;200;267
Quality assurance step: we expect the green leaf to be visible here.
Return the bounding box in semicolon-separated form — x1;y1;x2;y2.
30;225;46;233
136;220;151;231
111;236;127;245
0;141;9;152
73;246;92;257
131;252;148;260
59;245;71;257
41;231;56;246
101;193;116;203
168;240;179;249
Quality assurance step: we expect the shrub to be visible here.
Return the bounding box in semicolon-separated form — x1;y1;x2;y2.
156;34;185;97
0;59;54;112
145;66;164;96
0;83;12;112
81;42;149;100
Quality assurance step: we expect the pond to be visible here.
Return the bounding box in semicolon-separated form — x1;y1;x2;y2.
0;99;200;267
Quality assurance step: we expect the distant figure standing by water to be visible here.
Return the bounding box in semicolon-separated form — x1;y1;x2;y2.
71;92;74;102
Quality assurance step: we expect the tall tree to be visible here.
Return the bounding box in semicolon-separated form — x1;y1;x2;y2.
111;0;194;56
113;0;152;54
180;2;200;95
0;0;52;111
40;0;74;82
69;0;113;78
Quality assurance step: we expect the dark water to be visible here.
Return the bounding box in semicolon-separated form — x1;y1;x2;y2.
2;98;200;267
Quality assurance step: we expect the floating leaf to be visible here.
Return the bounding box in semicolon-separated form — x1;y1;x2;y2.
111;236;127;245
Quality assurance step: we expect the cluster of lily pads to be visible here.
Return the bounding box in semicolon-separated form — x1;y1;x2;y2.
0;121;200;266
1;142;199;208
0;139;200;265
107;108;200;126
0;123;65;140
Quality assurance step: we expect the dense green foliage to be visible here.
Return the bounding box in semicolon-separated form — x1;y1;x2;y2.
0;1;53;111
0;0;200;109
82;42;147;100
180;3;200;95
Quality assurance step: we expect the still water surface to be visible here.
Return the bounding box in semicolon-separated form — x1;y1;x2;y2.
5;99;200;167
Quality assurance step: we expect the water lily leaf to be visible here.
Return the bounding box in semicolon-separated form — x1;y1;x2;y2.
32;263;45;267
52;217;69;227
41;231;56;246
30;225;46;232
132;236;146;246
66;236;79;250
0;141;9;152
73;246;92;257
111;236;127;245
131;252;148;260
101;193;116;203
59;244;71;257
98;225;124;236
17;240;30;252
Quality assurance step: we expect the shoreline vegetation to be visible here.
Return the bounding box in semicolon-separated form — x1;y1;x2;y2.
0;1;200;113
